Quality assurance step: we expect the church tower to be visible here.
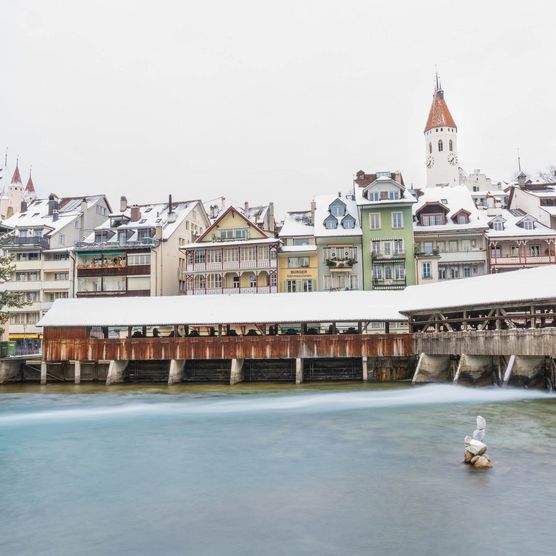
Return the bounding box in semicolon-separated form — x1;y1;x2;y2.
424;75;459;187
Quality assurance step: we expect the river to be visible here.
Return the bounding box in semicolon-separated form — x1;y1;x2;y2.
0;383;555;556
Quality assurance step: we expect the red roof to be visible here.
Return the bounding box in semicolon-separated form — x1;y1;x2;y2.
25;172;35;193
424;89;457;132
11;162;22;184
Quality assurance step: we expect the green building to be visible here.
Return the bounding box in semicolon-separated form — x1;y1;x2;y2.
354;170;416;290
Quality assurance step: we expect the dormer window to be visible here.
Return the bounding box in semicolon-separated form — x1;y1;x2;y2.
457;214;467;224
324;215;338;229
387;191;400;200
341;214;356;229
522;220;534;230
492;221;504;231
367;191;380;201
329;200;346;217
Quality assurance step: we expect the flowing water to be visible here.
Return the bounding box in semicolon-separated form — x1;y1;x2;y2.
0;383;555;556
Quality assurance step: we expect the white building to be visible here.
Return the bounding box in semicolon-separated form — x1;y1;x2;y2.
424;76;460;188
75;196;210;298
413;185;488;283
313;193;363;291
508;179;556;230
2;194;111;351
0;160;36;220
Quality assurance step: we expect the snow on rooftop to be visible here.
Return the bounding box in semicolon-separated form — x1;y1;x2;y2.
485;208;556;238
401;265;556;314
279;211;314;237
38;290;406;327
313;194;362;237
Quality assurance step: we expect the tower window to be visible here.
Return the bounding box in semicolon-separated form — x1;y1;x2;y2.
429;142;432;154
438;139;443;152
449;139;453;152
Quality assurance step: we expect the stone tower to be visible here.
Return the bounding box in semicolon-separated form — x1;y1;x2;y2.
424;75;459;187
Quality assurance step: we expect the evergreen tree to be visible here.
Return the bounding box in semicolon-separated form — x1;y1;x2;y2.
0;234;27;337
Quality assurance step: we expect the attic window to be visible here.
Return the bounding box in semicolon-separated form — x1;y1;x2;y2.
341;215;355;229
155;218;162;223
139;219;147;224
144;208;152;213
441;199;447;204
522;220;534;230
492;221;504;231
457;214;468;224
324;215;338;229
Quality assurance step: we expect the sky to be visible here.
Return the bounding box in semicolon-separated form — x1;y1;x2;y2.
2;0;556;217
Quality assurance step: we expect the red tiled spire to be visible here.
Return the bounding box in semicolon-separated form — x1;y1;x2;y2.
25;168;35;193
11;159;22;184
424;77;457;132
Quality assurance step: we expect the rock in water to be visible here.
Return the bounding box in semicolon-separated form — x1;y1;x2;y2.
476;416;486;431
464;451;474;463
466;439;487;456
472;455;492;469
472;428;485;442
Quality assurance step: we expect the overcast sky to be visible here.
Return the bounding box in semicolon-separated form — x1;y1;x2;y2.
2;1;555;216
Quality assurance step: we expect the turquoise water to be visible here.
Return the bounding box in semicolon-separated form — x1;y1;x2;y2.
1;383;555;556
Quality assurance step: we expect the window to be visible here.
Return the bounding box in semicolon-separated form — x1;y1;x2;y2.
303;279;313;292
438;139;443;152
371;240;380;255
491;245;501;257
54;272;69;281
394;265;405;280
293;238;310;246
342;215;356;229
424;241;433;255
384;265;392;280
461;239;471;251
324;215;338;229
206;249;222;263
223;248;239;262
529;245;540;257
367;191;380;202
392;212;404;229
220;228;248;241
387;191;400;200
288;257;309;268
422;262;431;279
438;266;447;280
522;220;534;230
287;280;297;293
15;272;39;281
330;202;345;217
429;142;432;154
58;234;65;245
492;221;504;231
128;254;151;266
46;291;69;302
207;273;222;288
383;241;392;256
473;186;479;192
463;267;471;277
233;276;240;288
16;252;40;261
75;220;80;229
240;247;256;261
393;239;404;254
194;250;205;264
437;241;445;253
449;139;453;152
96;205;107;216
270;273;277;287
17;291;40;303
373;266;383;280
249;274;257;288
194;275;206;289
369;213;381;229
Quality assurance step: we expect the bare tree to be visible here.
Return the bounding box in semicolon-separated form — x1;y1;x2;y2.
535;165;556;183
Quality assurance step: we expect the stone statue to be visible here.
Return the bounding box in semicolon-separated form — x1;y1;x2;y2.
464;416;492;468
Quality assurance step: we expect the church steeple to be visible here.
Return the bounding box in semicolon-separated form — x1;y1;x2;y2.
25;167;36;199
11;159;22;185
424;74;459;187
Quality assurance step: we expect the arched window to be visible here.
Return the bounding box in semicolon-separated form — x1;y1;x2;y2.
429;142;432;154
449;139;453;152
438;139;443;152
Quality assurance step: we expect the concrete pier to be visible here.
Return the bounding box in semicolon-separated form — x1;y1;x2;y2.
106;360;129;385
362;356;368;382
295;358;304;384
168;359;185;385
0;360;21;384
74;361;82;385
41;362;47;385
413;354;451;384
230;358;244;385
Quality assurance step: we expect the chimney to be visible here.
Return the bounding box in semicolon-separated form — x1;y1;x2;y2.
120;196;128;212
47;194;59;216
244;201;249;214
130;205;141;222
52;209;59;222
155;225;163;240
168;194;173;214
167;194;177;223
310;200;316;224
20;200;28;213
338;191;341;198
81;198;87;213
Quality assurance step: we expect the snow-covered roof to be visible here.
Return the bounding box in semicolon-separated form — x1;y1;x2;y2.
81;200;203;245
485;208;556;238
3;195;106;237
413;185;488;233
203;197;272;228
354;177;417;207
313;194;362;237
181;237;279;249
38;290;406;327
401;266;556;314
541;206;556;216
279;211;314;237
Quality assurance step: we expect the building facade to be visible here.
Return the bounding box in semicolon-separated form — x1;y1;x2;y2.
75;196;209;298
314;194;362;291
355;171;416;290
424;76;460;188
486;208;556;272
182;206;279;295
0;160;36;220
2;194;111;351
278;210;318;292
508;178;556;230
413;186;488;283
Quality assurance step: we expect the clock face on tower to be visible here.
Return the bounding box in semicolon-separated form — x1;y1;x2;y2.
448;153;458;166
426;155;435;168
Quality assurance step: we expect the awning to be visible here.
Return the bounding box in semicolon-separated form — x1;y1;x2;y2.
9;333;42;339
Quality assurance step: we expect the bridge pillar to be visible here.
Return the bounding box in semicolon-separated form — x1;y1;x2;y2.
106;360;129;385
230;358;244;385
362;356;368;382
295;358;304;384
413;353;451;384
0;360;21;384
40;362;47;385
74;361;81;385
168;359;185;385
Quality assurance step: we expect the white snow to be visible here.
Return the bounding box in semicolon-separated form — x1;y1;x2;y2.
313;194;362;237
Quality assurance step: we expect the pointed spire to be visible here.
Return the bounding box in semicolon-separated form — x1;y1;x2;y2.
11;157;22;184
424;73;457;132
25;166;35;193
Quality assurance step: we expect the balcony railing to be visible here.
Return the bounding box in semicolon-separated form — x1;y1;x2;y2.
184;286;278;295
371;252;405;260
11;237;50;249
415;248;440;257
75;239;159;250
372;278;406;290
489;255;554;265
325;257;357;269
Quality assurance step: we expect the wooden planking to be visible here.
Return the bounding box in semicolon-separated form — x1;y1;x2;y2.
43;333;415;362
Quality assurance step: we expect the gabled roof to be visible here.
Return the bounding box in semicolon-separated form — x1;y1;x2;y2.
415;201;450;215
424;87;457;132
196;205;271;243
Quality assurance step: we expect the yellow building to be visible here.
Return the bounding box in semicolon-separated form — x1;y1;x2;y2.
278;210;318;292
